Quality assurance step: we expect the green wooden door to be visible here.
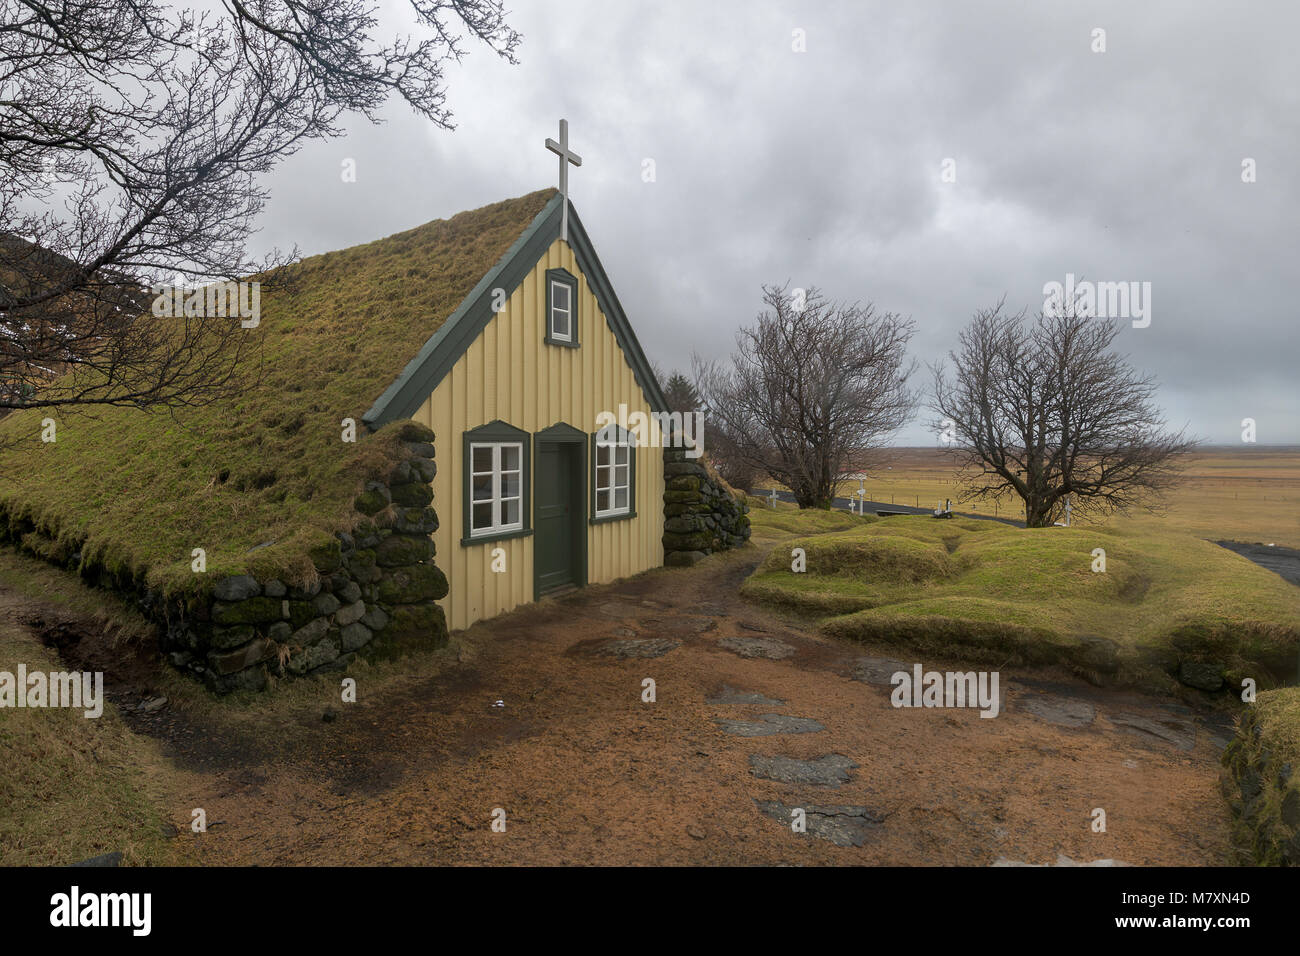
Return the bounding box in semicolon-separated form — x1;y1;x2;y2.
535;441;583;595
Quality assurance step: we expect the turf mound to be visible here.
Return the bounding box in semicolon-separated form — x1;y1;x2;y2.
1221;687;1300;864
743;511;1300;694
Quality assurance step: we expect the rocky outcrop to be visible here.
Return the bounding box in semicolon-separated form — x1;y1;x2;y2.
662;445;751;567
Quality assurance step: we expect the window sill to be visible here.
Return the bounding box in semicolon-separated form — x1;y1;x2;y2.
543;335;580;349
590;510;636;526
461;528;534;547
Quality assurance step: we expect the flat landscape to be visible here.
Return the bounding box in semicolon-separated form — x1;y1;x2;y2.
756;446;1300;550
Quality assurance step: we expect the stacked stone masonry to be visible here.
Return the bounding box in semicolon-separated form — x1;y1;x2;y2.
662;445;751;567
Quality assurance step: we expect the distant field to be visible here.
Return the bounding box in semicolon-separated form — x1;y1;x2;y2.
753;446;1300;549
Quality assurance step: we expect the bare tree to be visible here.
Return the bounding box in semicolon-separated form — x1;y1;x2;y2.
696;284;916;508
0;0;521;413
931;297;1196;527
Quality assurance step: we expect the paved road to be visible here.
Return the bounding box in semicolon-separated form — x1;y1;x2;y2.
750;488;1025;527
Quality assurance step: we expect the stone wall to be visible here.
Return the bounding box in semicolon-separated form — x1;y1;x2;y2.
162;422;448;692
662;445;751;566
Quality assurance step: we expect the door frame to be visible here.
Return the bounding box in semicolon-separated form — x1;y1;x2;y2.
532;422;588;599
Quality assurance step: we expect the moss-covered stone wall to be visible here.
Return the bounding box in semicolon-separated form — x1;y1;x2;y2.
661;446;751;566
0;422;449;694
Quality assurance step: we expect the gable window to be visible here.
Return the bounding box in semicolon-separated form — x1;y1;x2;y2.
462;421;532;544
590;426;636;523
545;268;579;348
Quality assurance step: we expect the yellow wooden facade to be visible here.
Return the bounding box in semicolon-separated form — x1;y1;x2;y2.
411;238;665;631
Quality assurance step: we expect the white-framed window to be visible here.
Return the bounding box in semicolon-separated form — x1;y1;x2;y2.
469;441;523;536
594;435;632;517
549;278;572;342
546;268;578;347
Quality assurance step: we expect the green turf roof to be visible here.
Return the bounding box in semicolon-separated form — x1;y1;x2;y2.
0;187;559;596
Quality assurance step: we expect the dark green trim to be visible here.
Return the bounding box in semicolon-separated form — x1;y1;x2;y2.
533;422;588;600
589;426;637;524
363;193;669;427
460;528;533;548
544;268;579;348
461;420;531;546
536;421;588;443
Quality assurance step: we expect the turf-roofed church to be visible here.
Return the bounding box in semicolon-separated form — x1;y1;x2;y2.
1;122;747;692
364;195;669;630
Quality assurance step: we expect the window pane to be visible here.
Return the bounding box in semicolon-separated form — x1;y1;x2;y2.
501;444;520;472
472;446;492;473
552;309;569;338
614;487;628;510
596;465;611;492
501;497;520;527
615;464;629;488
596;444;609;467
472;502;492;530
472;473;492;501
596;489;610;512
552;282;569;310
615;446;629;466
501;471;520;499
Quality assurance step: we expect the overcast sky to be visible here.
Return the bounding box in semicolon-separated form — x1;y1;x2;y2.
254;0;1299;446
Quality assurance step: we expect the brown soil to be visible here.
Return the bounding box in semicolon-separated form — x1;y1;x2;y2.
13;549;1235;866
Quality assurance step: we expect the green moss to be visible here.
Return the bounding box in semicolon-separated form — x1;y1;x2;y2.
376;563;449;605
390;482;433;508
364;603;449;659
375;534;433;567
354;490;388;516
211;596;283;626
394;422;436;443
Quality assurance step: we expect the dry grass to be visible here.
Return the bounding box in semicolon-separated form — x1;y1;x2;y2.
753;446;1300;548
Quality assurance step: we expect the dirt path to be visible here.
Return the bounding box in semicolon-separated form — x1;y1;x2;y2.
12;550;1237;866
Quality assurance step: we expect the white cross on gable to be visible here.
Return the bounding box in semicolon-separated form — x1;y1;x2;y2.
545;118;582;243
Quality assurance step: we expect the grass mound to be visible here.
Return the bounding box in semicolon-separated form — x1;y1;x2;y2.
1221;688;1300;864
743;510;1300;693
0;189;556;598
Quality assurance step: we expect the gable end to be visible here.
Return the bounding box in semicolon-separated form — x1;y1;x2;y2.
364;196;668;427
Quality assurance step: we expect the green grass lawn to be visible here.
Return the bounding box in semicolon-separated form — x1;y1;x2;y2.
743;503;1300;694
